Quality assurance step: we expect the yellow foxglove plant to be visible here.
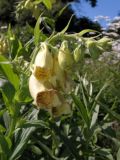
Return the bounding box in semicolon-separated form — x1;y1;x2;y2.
29;42;72;117
29;34;112;117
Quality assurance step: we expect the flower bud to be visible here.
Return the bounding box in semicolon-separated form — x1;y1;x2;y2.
74;45;85;63
58;41;74;71
33;42;53;81
98;37;112;51
29;75;61;109
86;40;103;59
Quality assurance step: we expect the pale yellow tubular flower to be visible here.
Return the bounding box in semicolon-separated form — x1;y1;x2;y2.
58;41;74;71
29;74;49;103
50;53;73;93
33;42;53;81
50;53;66;90
73;45;85;63
52;102;72;117
29;74;62;109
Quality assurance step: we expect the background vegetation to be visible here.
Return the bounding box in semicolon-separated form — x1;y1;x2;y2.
0;0;120;160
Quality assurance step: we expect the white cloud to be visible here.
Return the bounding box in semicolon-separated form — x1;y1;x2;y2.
113;16;120;20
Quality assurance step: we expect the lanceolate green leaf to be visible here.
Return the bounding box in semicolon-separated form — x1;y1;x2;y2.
14;74;32;103
55;4;68;18
9;109;39;160
60;15;74;34
48;14;74;43
20;120;49;129
95;148;113;160
96;100;120;121
76;29;99;37
34;15;42;45
90;104;99;129
0;134;11;157
71;93;90;127
37;140;59;160
0;109;6;117
43;0;52;10
0;124;6;133
90;82;108;114
1;82;15;104
0;55;19;90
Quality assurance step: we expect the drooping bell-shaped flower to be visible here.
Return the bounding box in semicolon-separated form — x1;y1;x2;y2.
29;74;61;109
32;42;53;81
74;45;85;63
50;53;72;93
50;53;66;89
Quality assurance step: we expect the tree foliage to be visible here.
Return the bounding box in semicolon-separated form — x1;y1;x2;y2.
0;0;99;32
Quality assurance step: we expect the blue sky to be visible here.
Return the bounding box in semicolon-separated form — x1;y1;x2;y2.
71;0;120;28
